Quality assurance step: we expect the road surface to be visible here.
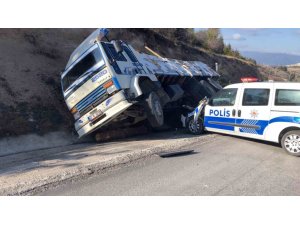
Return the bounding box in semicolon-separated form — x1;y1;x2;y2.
40;134;300;195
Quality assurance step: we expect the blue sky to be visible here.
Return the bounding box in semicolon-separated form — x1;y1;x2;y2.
199;29;300;55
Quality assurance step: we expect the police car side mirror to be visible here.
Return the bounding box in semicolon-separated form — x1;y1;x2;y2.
112;40;123;54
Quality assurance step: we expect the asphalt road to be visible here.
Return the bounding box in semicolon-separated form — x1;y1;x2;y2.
40;135;300;196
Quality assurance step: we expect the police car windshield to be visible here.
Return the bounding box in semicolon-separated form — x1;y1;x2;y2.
62;48;104;92
210;88;237;106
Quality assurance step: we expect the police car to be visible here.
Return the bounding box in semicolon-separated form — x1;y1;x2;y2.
202;81;300;156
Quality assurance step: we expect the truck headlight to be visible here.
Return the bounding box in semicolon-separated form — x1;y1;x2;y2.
106;85;117;94
74;111;81;120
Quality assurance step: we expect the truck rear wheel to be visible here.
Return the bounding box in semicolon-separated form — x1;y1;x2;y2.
144;91;164;128
281;130;300;156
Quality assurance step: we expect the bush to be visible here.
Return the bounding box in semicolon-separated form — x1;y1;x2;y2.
278;66;288;72
194;28;224;53
151;28;249;62
151;28;195;44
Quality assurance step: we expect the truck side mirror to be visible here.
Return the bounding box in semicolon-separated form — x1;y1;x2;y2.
112;40;123;54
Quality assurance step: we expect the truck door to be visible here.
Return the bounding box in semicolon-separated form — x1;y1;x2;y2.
235;85;272;139
204;87;241;135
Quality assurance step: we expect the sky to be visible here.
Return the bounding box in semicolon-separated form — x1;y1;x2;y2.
215;28;300;55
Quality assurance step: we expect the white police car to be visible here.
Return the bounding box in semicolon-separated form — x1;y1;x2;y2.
203;82;300;156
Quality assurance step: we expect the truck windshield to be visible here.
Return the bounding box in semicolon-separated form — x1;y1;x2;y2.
62;47;104;92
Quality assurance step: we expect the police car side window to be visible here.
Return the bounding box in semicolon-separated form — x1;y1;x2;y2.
210;88;237;106
275;89;300;106
242;89;270;106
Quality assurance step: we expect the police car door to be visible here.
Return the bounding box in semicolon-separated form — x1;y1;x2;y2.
235;83;272;140
204;86;241;135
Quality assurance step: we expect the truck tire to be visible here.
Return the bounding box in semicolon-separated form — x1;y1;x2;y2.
140;78;170;106
281;130;300;157
144;91;164;128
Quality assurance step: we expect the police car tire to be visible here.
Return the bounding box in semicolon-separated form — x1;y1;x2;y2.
187;117;204;135
144;91;164;128
281;130;300;157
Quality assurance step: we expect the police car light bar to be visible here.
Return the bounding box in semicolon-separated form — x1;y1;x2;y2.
241;77;258;83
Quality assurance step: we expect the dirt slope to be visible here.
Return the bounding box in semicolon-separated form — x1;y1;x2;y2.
0;29;93;137
0;28;277;137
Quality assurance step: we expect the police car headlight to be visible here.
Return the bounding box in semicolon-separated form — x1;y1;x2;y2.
74;111;81;120
106;85;117;94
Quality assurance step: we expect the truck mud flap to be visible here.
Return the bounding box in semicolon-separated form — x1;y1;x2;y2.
182;78;210;102
199;80;217;96
207;77;223;92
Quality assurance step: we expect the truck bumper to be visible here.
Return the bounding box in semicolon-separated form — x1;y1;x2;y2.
76;91;132;138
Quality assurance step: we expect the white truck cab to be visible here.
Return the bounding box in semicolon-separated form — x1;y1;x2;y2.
204;82;300;156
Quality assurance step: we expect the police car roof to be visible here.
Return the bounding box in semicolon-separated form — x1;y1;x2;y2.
225;82;300;89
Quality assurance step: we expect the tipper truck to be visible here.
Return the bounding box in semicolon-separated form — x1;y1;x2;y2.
61;29;222;138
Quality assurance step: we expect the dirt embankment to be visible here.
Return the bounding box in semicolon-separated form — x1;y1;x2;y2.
0;29;94;137
0;28;283;138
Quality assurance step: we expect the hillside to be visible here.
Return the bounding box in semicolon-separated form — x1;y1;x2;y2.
0;29;94;137
0;28;282;138
287;65;300;81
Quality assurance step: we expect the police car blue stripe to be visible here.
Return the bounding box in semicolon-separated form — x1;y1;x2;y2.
269;116;300;124
236;119;268;135
204;116;235;131
205;116;300;135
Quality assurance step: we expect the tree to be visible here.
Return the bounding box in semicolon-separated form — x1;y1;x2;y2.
223;44;232;55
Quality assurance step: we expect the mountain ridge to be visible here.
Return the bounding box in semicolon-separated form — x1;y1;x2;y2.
241;51;300;66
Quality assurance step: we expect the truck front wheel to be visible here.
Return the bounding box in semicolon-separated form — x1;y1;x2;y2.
143;91;164;128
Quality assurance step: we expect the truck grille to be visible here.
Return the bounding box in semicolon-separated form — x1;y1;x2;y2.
75;85;108;116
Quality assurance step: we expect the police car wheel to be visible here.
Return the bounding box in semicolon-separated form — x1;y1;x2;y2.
187;117;204;135
281;130;300;156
